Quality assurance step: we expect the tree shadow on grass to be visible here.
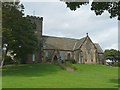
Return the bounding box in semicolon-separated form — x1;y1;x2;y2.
2;64;62;77
109;78;120;88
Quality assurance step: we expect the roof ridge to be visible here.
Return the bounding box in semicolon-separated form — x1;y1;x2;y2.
42;35;80;40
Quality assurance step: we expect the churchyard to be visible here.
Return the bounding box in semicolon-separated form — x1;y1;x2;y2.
2;64;119;88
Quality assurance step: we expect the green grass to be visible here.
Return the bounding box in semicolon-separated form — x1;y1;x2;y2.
2;64;119;88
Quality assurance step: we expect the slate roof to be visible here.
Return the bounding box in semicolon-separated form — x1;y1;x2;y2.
42;35;103;53
94;43;103;53
74;37;86;50
42;35;79;50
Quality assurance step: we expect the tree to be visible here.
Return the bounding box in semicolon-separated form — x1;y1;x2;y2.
65;2;88;11
64;1;119;20
91;2;119;20
104;49;120;62
2;2;38;64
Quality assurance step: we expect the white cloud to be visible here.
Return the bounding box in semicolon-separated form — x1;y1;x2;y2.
91;26;118;50
105;43;118;50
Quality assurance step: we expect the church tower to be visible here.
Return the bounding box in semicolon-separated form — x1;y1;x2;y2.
26;15;43;63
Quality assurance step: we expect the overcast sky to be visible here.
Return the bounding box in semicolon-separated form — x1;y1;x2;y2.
22;2;118;51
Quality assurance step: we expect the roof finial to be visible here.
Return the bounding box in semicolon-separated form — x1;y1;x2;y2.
86;33;88;36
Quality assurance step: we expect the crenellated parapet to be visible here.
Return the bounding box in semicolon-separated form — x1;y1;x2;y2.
26;15;43;21
26;15;43;38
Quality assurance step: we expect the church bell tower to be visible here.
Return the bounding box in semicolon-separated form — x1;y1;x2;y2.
26;15;43;63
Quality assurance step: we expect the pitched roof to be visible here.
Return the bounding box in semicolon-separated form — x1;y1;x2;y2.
74;37;86;50
42;35;80;50
42;35;103;53
94;43;103;53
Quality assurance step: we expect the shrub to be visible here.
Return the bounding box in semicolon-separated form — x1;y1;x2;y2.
64;59;76;64
4;56;13;65
64;59;70;64
70;59;76;64
112;62;120;67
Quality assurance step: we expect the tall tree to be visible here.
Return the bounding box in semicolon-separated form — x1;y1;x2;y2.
64;1;119;20
2;2;38;64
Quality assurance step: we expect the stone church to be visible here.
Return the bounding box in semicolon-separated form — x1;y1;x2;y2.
26;15;104;64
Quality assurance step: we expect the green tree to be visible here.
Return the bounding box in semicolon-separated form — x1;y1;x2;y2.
2;2;38;64
65;1;119;20
104;49;120;62
65;2;88;11
91;2;119;20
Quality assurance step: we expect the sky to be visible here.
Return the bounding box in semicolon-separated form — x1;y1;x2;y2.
22;1;118;51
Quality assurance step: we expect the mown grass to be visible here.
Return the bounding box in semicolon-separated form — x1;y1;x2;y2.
2;64;119;88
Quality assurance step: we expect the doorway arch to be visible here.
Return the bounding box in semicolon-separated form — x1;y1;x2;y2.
53;55;58;64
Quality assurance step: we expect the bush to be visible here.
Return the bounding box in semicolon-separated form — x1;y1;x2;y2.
70;59;76;64
4;56;13;65
64;59;76;64
112;62;120;67
14;58;21;65
4;56;21;65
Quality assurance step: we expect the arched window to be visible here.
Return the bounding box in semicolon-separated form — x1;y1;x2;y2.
46;51;48;57
67;53;71;59
81;50;83;57
53;55;58;64
45;51;49;61
60;52;64;60
54;55;57;60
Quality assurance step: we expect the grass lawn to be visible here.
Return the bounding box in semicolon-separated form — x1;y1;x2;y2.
2;64;119;88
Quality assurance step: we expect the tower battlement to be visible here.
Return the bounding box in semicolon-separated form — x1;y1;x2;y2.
26;15;43;21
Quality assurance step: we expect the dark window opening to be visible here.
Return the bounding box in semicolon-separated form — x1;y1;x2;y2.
91;59;93;62
67;53;71;59
53;55;58;64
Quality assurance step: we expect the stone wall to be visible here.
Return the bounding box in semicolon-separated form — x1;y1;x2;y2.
44;50;74;63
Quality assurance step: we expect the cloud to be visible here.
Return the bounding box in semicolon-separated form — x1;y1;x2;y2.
91;26;118;50
105;43;118;50
23;2;118;51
